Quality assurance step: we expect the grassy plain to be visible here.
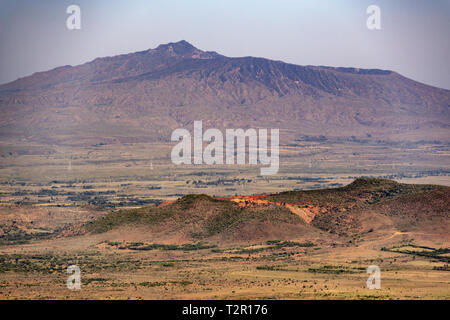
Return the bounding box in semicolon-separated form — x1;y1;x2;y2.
0;234;448;300
0;139;448;300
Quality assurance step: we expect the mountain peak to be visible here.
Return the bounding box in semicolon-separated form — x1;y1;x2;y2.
155;40;196;52
150;40;219;60
152;40;198;56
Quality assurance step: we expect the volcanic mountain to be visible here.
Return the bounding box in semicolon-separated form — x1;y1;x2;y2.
0;40;449;145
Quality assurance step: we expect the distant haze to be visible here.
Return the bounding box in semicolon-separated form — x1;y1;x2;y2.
1;0;449;89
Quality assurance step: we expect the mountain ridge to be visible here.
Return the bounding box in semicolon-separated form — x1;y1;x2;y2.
0;40;449;145
1;40;441;95
82;178;450;244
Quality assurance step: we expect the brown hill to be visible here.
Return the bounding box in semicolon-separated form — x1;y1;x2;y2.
268;178;450;239
82;178;449;244
0;41;449;145
84;194;324;244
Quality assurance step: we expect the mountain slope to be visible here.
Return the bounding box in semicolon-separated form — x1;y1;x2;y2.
81;179;449;244
268;178;450;238
0;40;449;145
84;194;323;243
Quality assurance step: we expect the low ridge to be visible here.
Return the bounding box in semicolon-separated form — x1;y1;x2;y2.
82;178;449;244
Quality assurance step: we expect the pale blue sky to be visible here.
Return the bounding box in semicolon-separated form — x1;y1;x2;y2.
1;0;449;89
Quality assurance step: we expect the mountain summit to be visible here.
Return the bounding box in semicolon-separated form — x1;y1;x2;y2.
155;40;197;52
0;41;449;145
151;40;219;58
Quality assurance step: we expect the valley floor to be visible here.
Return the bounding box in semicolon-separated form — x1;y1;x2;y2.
0;232;448;300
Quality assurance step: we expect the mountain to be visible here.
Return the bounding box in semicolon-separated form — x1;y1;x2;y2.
0;40;449;145
82;178;449;244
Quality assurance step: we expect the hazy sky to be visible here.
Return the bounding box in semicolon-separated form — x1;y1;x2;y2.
1;0;449;89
